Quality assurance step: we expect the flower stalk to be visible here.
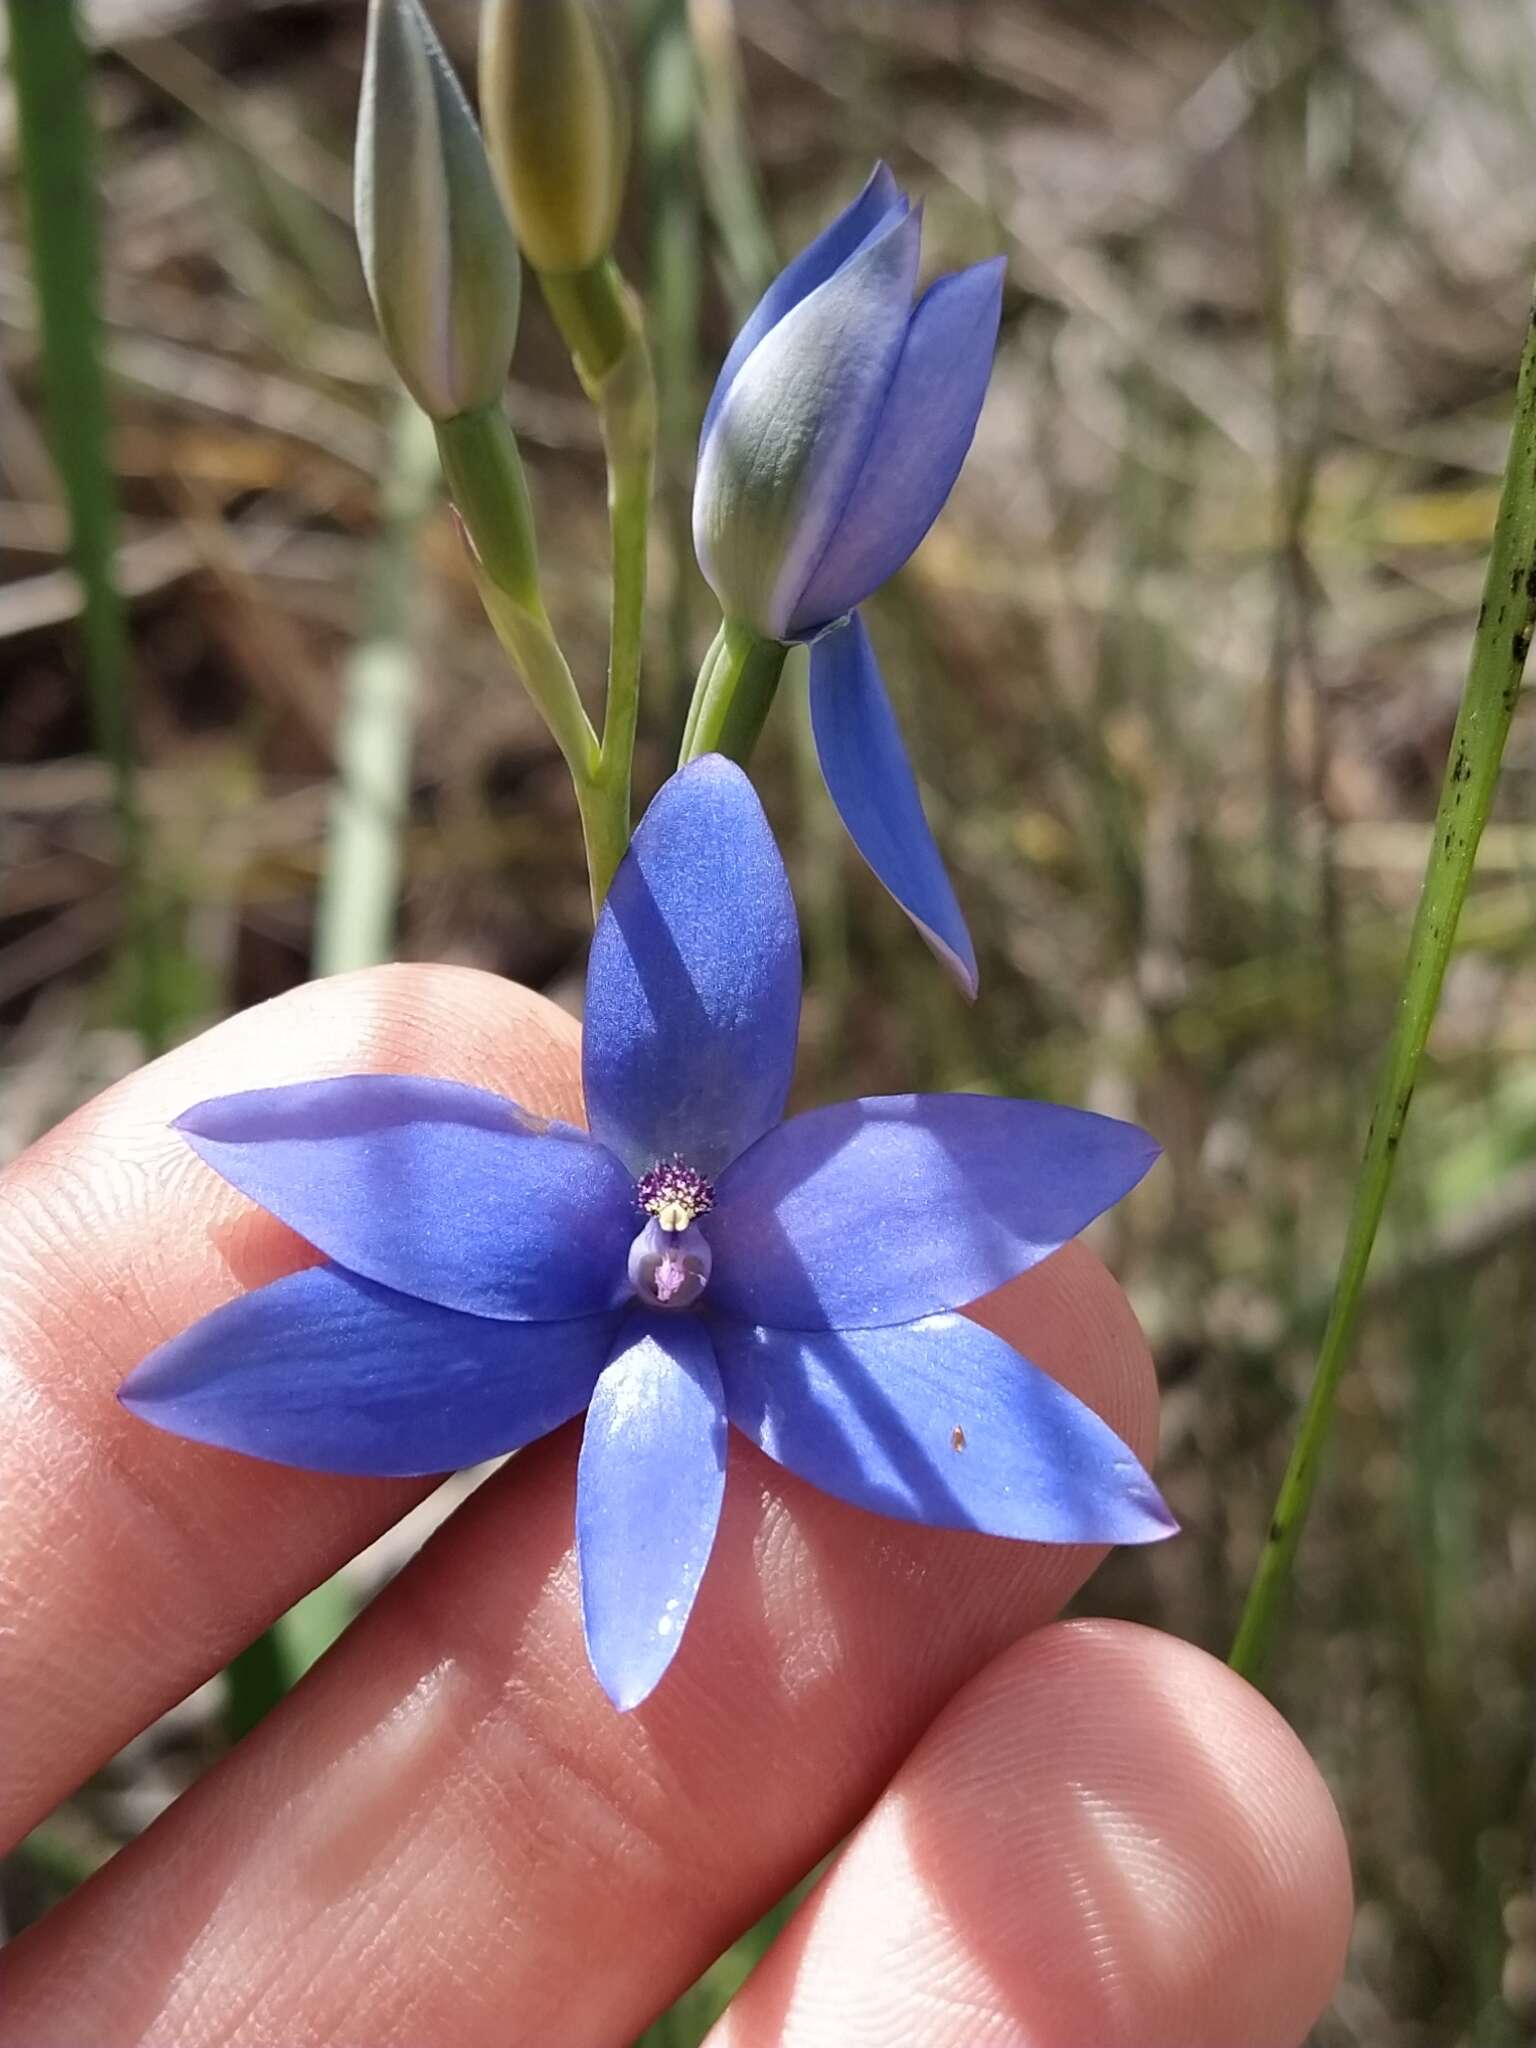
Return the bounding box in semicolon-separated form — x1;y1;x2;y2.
1229;293;1536;1685
679;618;789;766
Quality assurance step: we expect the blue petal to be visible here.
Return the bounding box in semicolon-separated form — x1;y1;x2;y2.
789;258;1004;631
694;205;922;639
712;1312;1175;1544
582;757;801;1179
808;613;977;995
120;1264;620;1476
707;1093;1159;1330
175;1075;633;1322
576;1309;728;1710
699;163;903;448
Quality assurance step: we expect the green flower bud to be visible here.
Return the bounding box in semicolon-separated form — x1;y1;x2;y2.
480;0;629;276
355;0;521;421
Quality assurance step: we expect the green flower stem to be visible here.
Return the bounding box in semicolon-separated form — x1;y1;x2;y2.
679;618;789;765
540;256;632;387
434;405;616;910
537;258;657;908
7;0;165;1049
434;404;544;611
679;621;728;762
1229;296;1536;1686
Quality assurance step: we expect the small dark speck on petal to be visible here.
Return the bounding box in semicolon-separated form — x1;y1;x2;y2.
951;1424;967;1452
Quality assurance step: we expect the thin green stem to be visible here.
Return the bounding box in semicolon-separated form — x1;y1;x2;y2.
679;619;788;765
6;0;164;1047
679;622;729;762
474;577;600;784
434;405;601;812
540;257;632;387
593;300;656;904
1229;295;1536;1685
435;405;543;611
536;258;656;908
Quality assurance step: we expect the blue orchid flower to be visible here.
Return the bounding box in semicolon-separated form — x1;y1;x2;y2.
693;164;1005;996
120;759;1173;1711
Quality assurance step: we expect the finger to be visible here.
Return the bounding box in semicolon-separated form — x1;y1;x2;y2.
0;1243;1161;2048
709;1620;1352;2048
0;964;584;1846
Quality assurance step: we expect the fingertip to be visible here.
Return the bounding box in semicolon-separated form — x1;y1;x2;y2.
713;1619;1351;2048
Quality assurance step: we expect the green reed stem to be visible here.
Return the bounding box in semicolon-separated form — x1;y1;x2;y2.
1230;294;1536;1684
6;0;164;1048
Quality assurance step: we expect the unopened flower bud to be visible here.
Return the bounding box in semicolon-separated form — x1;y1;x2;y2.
356;0;521;421
480;0;629;276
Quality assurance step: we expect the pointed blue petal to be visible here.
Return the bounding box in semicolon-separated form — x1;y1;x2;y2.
712;1312;1175;1544
789;258;1004;630
707;1093;1159;1330
120;1264;620;1476
576;1309;728;1710
174;1075;632;1322
808;613;977;994
583;758;801;1179
694;207;922;640
699;163;903;447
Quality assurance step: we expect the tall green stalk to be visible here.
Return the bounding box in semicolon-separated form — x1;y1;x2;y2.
1230;296;1536;1683
538;258;657;907
6;0;163;1047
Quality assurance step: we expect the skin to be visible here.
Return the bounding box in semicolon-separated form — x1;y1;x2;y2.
0;966;1353;2046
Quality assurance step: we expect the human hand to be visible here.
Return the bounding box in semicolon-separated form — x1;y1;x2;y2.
0;968;1351;2046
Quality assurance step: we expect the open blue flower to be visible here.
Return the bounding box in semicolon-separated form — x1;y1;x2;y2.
693;164;1005;995
121;759;1173;1710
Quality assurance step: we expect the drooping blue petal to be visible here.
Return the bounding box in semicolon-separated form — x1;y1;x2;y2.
712;1312;1175;1544
706;1093;1159;1330
699;163;903;448
576;1308;728;1710
174;1075;633;1322
694;206;922;640
788;258;1005;631
119;1264;620;1476
583;757;801;1180
807;613;978;995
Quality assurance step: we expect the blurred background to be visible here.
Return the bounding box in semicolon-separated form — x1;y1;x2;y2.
3;1;1536;2041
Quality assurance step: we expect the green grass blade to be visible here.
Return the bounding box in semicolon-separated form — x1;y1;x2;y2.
1229;295;1536;1684
313;397;440;975
222;399;439;1743
5;0;163;1049
222;1579;356;1743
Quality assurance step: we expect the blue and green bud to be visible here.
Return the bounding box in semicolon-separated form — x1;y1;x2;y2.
355;0;521;422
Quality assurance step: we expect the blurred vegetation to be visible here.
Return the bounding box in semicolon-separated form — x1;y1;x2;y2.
3;1;1536;2041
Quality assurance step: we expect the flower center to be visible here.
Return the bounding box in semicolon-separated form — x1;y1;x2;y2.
629;1157;714;1310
